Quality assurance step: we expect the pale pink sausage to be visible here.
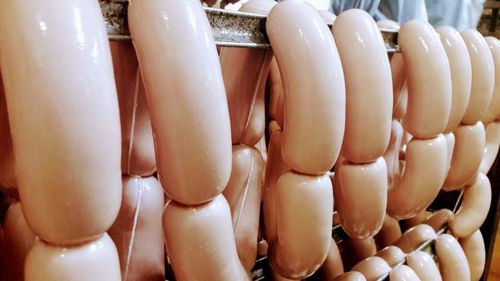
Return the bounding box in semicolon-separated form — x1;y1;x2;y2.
480;121;500;174
268;58;285;127
395;224;437;253
270;171;333;278
393;85;408;120
309;238;344;280
163;195;248;281
219;0;275;146
25;234;121;281
318;10;337;25
435;234;471;281
129;0;232;205
267;0;345;175
401;211;427;232
459;230;486;281
406;251;442;281
333;272;367;281
399;20;452;138
387;135;448;220
376;246;405;267
223;145;264;271
4;201;36;281
352;257;391;281
333;9;392;163
449;173;491;238
436;26;472;133
482;37;500;124
460;30;494;125
384;121;404;189
444;132;456;176
443;122;485;191
335;157;388;238
342;237;377;269
389;265;421;281
0;0;122;245
0;77;16;194
110;41;156;177
375;215;402;249
108;176;165;281
422;209;454;231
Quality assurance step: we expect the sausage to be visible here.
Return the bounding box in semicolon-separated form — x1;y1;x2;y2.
268;58;285;127
436;26;472;133
482;37;500;124
401;211;427;232
393;86;408;120
267;0;345;175
375;215;402;249
395;224;437;253
129;0;232;205
334;157;387;238
110;41;156;177
389;265;421;281
443;122;485;191
384;121;404;189
399;20;452;138
376;246;405;267
219;0;274;146
332;272;367;281
387;135;448;220
25;234;121;281
352;257;391;281
342;237;377;270
480;121;500;174
309;238;344;281
459;230;486;281
444;132;456;175
406;251;442;281
3;201;36;281
0;0;122;245
270;171;333;279
0;77;16;194
422;209;454;231
108;176;165;281
163;195;249;281
449;173;491;238
223;145;264;271
460;29;494;125
318;10;337;25
332;9;392;163
435;234;471;281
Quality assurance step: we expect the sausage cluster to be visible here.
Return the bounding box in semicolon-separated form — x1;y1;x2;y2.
0;0;498;280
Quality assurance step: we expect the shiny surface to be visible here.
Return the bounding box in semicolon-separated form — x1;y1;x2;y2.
395;224;437;253
450;173;492;238
422;209;454;231
267;0;345;175
406;251;442;281
163;195;248;281
108;176;165;281
310;238;344;280
270;171;333;279
25;234;121;281
387;135;448;220
110;41;156;177
384;121;403;189
480;121;500;174
333;9;392;164
443;122;485;191
129;0;232;205
376;246;405;267
352;257;391;281
375;215;402;249
333;271;368;281
460;230;486;281
399;20;451;138
482;37;500;124
435;234;471;281
460;29;494;125
223;145;264;271
0;0;122;244
335;157;387;238
389;265;421;281
436;26;472;133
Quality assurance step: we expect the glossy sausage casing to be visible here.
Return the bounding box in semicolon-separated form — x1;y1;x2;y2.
395;224;437;253
0;0;122;245
406;251;442;281
482;37;500;124
376;246;405;267
267;0;345;175
333;9;392;163
352;257;391;281
129;0;232;205
459;230;486;281
389;265;421;281
435;234;471;281
480;121;500;174
399;20;451;138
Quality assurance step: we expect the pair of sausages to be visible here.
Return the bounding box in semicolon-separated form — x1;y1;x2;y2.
0;0;123;279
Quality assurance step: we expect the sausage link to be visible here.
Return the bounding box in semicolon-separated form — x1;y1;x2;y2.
406;251;442;281
333;272;367;281
459;230;486;281
435;234;471;281
395;224;437;253
375;215;402;249
352;257;391;281
389;265;421;281
309;238;344;280
482;37;500;124
376;246;405;267
422;209;454;231
480;121;500;174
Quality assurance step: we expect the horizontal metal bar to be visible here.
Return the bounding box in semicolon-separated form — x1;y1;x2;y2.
99;0;399;52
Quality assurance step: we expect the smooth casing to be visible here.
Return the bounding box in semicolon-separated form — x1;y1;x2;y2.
375;215;402;248
352;257;391;281
395;224;437;253
482;37;500;124
435;234;471;281
480;121;500;174
267;0;346;175
406;251;442;281
129;0;232;205
376;246;405;267
459;230;486;281
333;272;367;281
0;0;122;244
399;20;452;138
389;265;421;281
422;209;454;231
333;9;392;163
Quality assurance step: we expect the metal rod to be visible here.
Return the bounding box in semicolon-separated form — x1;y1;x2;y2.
99;0;399;52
